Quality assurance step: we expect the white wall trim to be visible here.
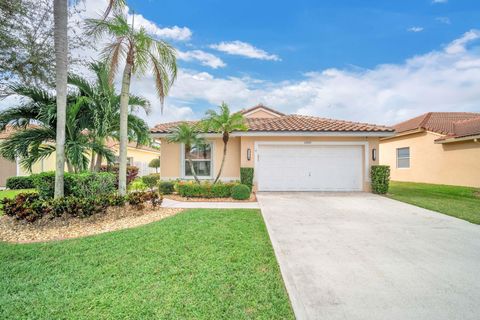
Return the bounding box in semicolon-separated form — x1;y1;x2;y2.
253;141;371;187
243;107;283;118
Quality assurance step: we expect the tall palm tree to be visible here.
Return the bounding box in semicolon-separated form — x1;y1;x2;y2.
86;12;177;195
167;123;204;184
53;0;125;198
202;102;248;184
68;61;151;171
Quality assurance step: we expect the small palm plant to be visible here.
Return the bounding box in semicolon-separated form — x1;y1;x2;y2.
202;102;248;183
167;123;205;184
86;12;177;195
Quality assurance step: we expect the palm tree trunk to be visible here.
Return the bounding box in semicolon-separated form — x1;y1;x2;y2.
90;151;96;171
187;157;200;184
95;153;103;172
118;59;133;195
53;0;68;199
214;134;229;184
66;160;74;173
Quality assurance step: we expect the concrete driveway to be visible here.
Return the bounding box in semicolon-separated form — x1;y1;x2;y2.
257;192;480;320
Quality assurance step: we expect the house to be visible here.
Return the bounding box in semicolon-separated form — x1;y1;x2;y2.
151;105;394;191
0;126;161;187
380;112;480;187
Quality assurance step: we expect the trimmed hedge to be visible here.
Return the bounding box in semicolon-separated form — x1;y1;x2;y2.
159;181;175;195
240;168;254;191
6;176;34;189
0;191;161;223
176;181;238;198
231;184;251;200
31;172;116;199
370;165;390;194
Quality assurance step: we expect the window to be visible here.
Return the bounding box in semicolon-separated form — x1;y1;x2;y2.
183;143;212;177
396;147;410;168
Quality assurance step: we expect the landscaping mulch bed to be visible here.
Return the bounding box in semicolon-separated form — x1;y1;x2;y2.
164;192;257;202
0;205;183;244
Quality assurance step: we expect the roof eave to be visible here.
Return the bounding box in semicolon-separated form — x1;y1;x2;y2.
152;131;395;138
434;134;480;144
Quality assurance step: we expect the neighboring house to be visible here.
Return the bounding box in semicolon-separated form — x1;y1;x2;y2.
151;105;394;191
380;112;480;187
0;126;161;187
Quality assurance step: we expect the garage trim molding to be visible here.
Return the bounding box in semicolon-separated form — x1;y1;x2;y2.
253;141;370;186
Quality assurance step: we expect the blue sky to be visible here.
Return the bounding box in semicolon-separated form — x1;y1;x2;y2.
128;0;480;80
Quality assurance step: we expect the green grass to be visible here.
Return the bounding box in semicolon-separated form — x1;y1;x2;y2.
0;209;294;319
387;181;480;224
0;189;35;215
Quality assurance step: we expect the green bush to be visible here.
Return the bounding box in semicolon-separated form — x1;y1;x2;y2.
370;165;390;194
240;168;254;191
6;176;35;189
231;184;251;200
127;191;162;210
128;178;148;192
99;165;139;186
176;181;238;198
158;181;175;195
148;158;160;172
31;171;116;199
142;174;161;190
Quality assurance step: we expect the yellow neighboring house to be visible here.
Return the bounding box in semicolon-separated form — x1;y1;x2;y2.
380;112;480;187
0;126;161;187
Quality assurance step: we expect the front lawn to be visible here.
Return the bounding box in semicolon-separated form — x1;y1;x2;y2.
0;209;294;319
0;189;35;215
387;181;480;224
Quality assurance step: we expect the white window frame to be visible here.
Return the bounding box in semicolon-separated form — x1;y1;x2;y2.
396;147;410;169
180;142;214;179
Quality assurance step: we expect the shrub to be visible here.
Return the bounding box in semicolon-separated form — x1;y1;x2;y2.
240;167;254;191
128;178;148;192
370;165;390;194
142;174;160;190
127;191;162;209
107;194;126;207
31;171;116;199
1;193;43;222
175;181;237;198
231;184;251;200
158;181;175;195
100;165;139;186
6;176;35;190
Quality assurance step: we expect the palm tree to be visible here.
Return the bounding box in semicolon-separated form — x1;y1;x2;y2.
68;61;151;171
202;102;248;184
86;12;177;195
167;123;204;184
0;85;114;172
52;0;125;198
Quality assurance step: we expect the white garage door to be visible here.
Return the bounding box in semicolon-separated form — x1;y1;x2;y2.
257;144;363;191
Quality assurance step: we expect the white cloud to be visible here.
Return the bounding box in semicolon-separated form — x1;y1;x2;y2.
129;14;192;41
176;50;226;69
408;27;424;32
436;17;451;25
432;0;447;3
157;29;480;126
210;41;281;61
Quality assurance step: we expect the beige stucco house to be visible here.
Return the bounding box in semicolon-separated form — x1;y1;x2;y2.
380;112;480;187
151;105;394;192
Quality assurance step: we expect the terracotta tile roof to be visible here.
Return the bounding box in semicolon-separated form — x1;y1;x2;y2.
0;124;39;139
394;112;480;135
106;139;161;153
151;111;394;134
451;117;480;138
240;104;285;116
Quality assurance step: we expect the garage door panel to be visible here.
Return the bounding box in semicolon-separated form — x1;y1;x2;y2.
257;144;363;191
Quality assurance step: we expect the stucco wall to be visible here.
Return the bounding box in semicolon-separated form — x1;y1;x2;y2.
244;109;279;118
379;131;480;187
161;135;380;191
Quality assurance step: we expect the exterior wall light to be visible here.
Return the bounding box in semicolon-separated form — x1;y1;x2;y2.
247;148;251;161
372;148;377;161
